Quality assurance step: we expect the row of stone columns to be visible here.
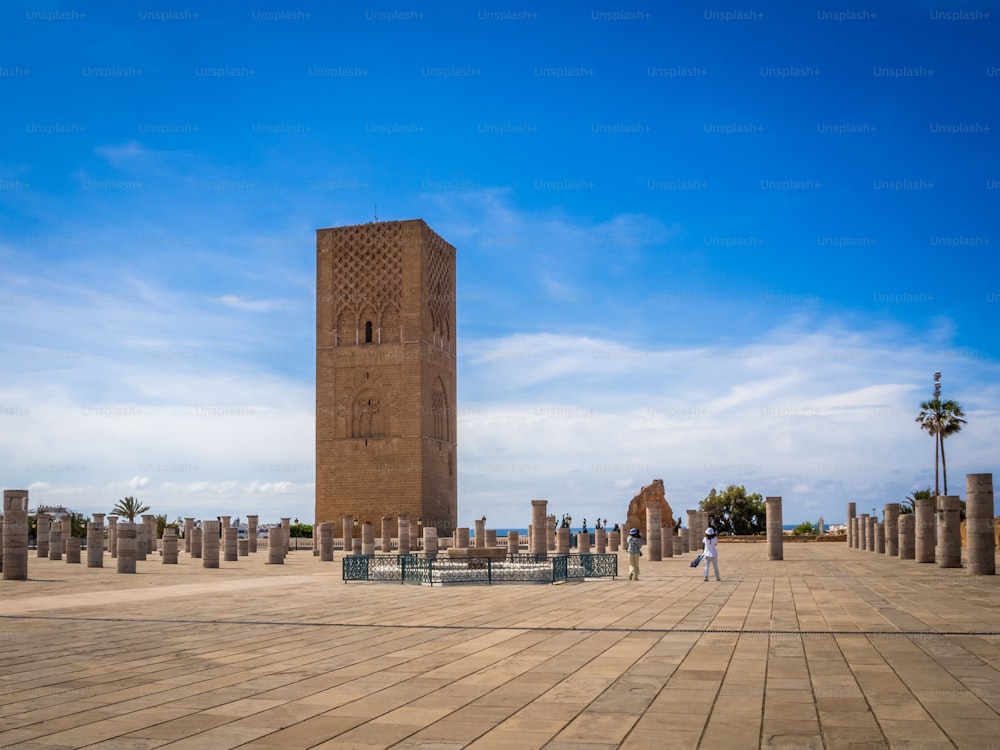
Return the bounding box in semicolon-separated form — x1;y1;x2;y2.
845;473;995;575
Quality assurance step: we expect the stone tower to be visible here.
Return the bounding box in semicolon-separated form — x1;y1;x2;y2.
315;219;457;536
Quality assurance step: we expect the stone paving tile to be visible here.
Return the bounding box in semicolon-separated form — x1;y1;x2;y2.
1;545;1000;748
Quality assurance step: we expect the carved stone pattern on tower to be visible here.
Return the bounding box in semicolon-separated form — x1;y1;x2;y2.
426;231;453;342
336;369;399;439
430;378;449;442
333;222;403;346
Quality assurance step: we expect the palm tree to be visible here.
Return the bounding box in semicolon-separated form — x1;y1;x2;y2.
916;398;966;495
111;496;150;522
900;488;932;515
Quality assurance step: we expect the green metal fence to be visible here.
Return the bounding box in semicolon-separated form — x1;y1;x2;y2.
342;553;617;585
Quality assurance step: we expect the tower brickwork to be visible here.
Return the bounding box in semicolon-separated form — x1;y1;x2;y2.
315;219;457;535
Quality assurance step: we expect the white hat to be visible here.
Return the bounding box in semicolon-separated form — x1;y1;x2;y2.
705;527;716;537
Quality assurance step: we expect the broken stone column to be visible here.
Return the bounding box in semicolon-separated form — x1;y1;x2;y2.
361;522;375;555
202;520;220;569
319;522;333;561
898;513;915;560
456;527;470;548
381;516;393;552
108;516;119;558
474;517;486;548
397;514;411;556
874;522;885;554
36;513;50;558
847;502;856;547
767;496;783;561
681;528;690;553
422;527;438;560
143;514;157;556
966;473;996;576
48;520;63;561
686;510;698;550
915;497;935;563
884;503;900;556
865;515;876;552
238;539;248;556
646;505;662;561
87;520;104;568
937;495;962;569
557;527;570;554
224;526;238;562
547;514;556;550
116;522;136;574
672;534;683;556
268;525;284;564
596;528;607;554
280;518;291;554
246;515;258;553
662;525;673;558
531;500;548;559
65;536;81;564
134;518;147;562
486;529;497;547
184;518;195;553
2;490;29;581
162;527;178;564
191;526;203;558
220;515;231;530
577;529;591;553
609;529;620;552
507;530;519;555
857;514;869;551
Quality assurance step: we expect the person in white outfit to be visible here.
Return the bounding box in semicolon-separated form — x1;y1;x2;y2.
702;526;721;581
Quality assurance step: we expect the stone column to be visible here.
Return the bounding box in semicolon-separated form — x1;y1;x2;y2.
238;539;248;556
224;526;238;562
162;527;178;564
268;525;284;564
937;495;962;569
381;516;393;552
220;515;231;530
577;529;591;553
2;490;29;580
847;502;856;547
87;520;104;568
609;529;620;552
672;535;683;556
547;514;556;550
361;522;375;555
884;503;900;556
874;522;885;554
915;497;935;563
319;522;333;561
966;473;996;576
474;517;486;548
686;510;698;550
865;515;876;552
246;515;258;553
134;518;148;561
352;537;362;555
108;516;119;558
596;528;607;554
280;518;291;554
397;514;411;556
766;496;783;561
191;527;203;558
202;520;220;569
142;514;157;556
661;525;674;558
682;528;690;553
485;529;497;547
507;530;519;555
646;505;662;561
556;527;569;554
856;514;868;551
898;513;915;560
817;516;825;535
65;537;81;563
456;527;470;548
531;500;548;559
342;515;354;553
49;520;63;561
116;522;136;573
36;513;50;558
184;518;195;553
423;527;438;560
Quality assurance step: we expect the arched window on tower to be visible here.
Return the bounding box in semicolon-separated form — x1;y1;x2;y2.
364;320;373;343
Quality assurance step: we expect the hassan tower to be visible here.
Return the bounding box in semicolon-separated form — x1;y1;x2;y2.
315;219;457;536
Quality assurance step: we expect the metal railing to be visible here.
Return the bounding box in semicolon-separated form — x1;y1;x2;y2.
342;553;617;585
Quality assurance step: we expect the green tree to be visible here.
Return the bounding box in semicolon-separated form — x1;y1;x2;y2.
111;496;150;522
792;521;816;535
916;398;966;495
67;512;88;538
699;485;766;535
900;488;932;515
289;523;313;538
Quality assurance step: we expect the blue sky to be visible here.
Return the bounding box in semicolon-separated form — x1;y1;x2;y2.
1;0;998;529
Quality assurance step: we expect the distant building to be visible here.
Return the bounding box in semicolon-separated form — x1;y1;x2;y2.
315;219;457;535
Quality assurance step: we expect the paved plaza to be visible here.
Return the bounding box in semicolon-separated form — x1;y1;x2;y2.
1;543;998;749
